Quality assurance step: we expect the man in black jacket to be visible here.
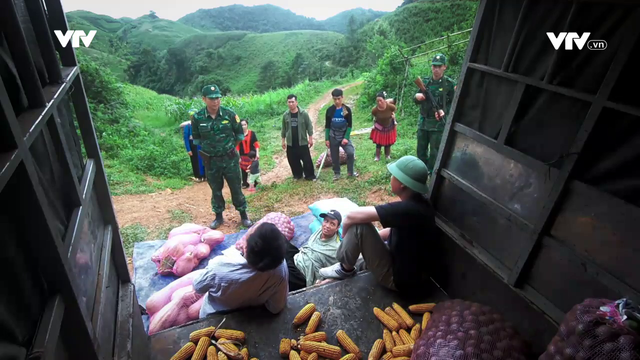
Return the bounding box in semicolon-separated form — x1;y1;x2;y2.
325;88;358;181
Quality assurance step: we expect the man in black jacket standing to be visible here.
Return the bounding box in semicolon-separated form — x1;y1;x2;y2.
325;88;358;181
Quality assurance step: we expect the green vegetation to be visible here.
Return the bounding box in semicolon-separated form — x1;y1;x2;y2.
178;5;385;34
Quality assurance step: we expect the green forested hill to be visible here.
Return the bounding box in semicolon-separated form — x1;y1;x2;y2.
130;30;344;96
321;8;386;34
178;5;322;33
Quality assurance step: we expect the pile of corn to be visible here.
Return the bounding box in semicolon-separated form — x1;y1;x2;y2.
170;327;255;360
281;302;437;360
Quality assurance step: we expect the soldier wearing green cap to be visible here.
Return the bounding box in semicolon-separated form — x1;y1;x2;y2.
318;155;437;299
414;53;457;174
192;84;253;229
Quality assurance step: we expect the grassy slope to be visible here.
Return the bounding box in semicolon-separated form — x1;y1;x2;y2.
321;8;387;34
118;17;205;51
215;31;343;93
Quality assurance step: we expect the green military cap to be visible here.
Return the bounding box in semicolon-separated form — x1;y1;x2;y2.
432;53;447;66
387;155;430;193
202;84;222;98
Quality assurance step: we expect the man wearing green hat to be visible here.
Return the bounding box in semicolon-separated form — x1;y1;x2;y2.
192;84;253;229
415;53;457;174
318;155;437;299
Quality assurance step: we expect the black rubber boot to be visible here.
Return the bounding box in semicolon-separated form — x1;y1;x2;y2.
210;213;224;229
240;211;253;228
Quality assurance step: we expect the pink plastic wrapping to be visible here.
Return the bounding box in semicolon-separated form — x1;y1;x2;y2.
145;269;205;316
235;212;295;251
194;243;211;259
173;252;199;277
411;299;529;360
168;223;210;238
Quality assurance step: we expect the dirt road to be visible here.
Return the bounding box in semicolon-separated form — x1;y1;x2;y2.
112;81;363;235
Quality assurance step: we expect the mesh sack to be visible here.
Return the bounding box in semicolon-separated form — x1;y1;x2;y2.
539;298;640;360
235;212;295;251
411;299;529;360
316;147;348;168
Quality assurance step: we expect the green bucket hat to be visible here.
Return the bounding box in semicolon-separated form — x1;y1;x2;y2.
432;53;447;66
387;155;430;193
202;84;222;98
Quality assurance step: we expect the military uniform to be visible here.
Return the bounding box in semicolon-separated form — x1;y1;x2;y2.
415;53;456;173
192;84;252;228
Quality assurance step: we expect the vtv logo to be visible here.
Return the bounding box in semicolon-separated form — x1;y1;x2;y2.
546;32;607;50
54;30;97;48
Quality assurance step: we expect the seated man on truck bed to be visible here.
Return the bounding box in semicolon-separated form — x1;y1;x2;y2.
193;222;289;317
318;155;436;299
285;210;342;291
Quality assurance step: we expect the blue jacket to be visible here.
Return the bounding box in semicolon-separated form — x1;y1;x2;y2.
184;124;205;176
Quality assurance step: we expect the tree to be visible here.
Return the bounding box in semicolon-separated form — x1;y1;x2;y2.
256;60;280;92
148;10;159;19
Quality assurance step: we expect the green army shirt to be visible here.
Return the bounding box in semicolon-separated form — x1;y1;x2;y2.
416;75;456;131
191;106;244;156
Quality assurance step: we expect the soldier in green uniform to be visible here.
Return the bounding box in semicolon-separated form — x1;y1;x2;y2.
415;53;456;174
192;84;253;229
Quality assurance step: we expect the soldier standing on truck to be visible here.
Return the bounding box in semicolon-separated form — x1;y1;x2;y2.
192;84;254;229
415;53;456;174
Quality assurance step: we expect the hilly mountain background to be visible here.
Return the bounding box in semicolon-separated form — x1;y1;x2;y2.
68;1;478;96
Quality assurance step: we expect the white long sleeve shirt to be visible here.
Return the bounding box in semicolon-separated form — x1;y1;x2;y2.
193;248;288;318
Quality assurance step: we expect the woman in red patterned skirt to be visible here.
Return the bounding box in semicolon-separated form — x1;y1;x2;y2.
236;119;260;188
370;91;397;161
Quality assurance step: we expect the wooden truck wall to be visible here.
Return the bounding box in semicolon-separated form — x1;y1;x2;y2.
0;0;149;358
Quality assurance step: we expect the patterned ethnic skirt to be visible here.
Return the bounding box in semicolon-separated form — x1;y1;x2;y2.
239;155;252;172
370;122;397;146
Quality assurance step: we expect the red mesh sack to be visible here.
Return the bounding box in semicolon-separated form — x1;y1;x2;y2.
235;212;295;251
539;298;640;360
411;299;529;360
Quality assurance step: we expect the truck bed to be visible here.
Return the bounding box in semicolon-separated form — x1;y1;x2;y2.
149;272;449;359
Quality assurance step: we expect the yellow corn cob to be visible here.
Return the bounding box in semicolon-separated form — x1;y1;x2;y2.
340;355;357;360
381;353;393;360
207;346;218;360
383;329;394;352
421;312;431;330
408;303;436;314
391;332;403;347
193;337;211;360
241;348;249;360
410;325;420;341
171;342;196;360
302;332;327;342
214;329;246;343
390;357;410;360
384;307;407;329
300;351;310;360
391;344;413;357
398;330;414;345
299;341;342;360
280;339;292;357
294;304;316;325
368;339;385;360
289;350;302;360
307;353;318;360
392;303;415;328
218;352;228;360
216;338;240;359
305;312;322;334
250;358;258;360
291;340;298;349
336;330;362;359
373;307;400;332
190;327;217;342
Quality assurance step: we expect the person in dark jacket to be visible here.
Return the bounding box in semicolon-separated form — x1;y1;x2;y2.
325;88;358;181
183;108;205;182
282;94;315;181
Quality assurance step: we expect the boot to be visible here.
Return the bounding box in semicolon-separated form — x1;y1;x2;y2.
240;211;253;228
210;213;224;229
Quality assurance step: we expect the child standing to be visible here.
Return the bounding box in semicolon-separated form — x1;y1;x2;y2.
247;151;261;192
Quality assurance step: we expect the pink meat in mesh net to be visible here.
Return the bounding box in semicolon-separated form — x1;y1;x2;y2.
316;147;349;169
235;212;295;251
538;298;640;360
411;299;529;360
